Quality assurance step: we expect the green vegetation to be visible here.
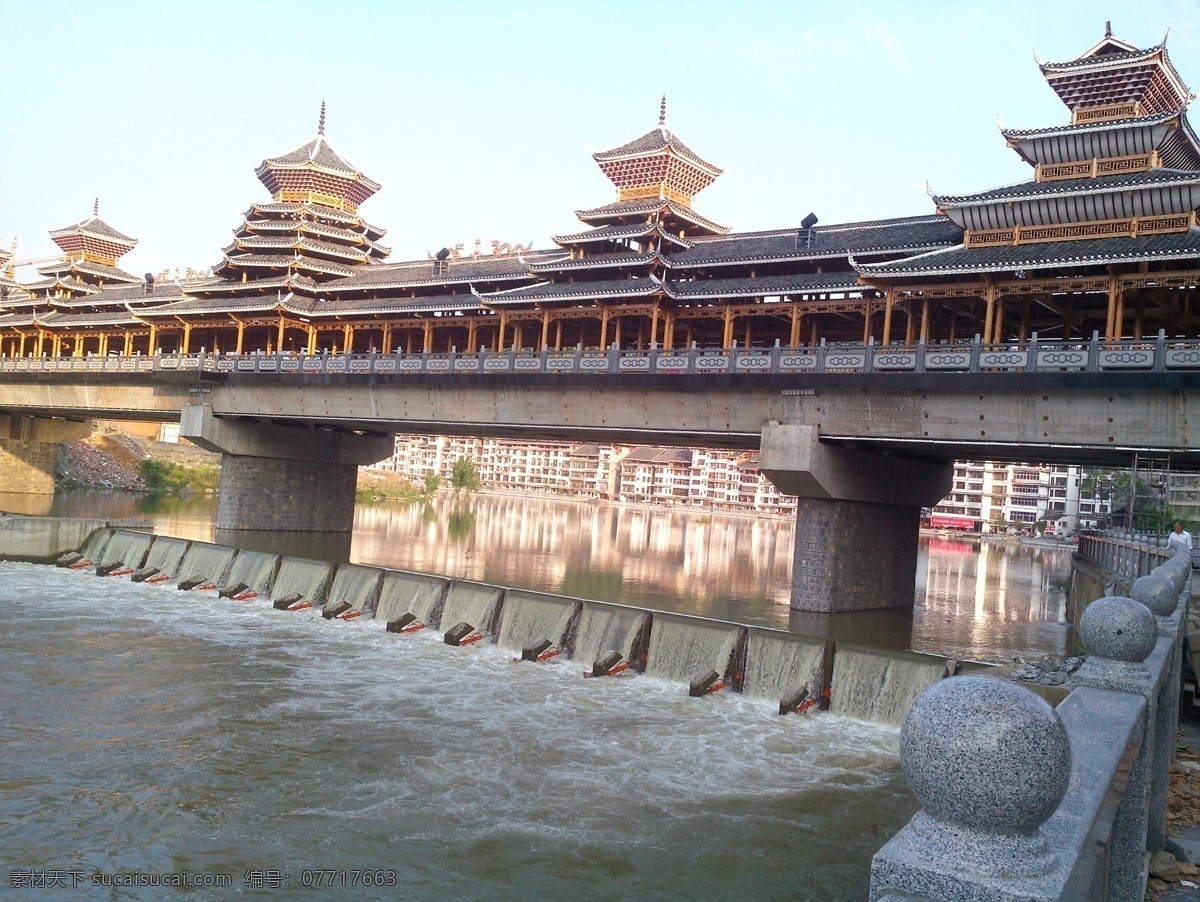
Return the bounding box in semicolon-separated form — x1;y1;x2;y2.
451;457;480;495
1082;468;1192;533
139;458;220;495
423;471;442;496
355;470;424;503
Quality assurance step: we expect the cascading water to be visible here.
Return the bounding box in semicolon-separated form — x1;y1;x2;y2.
176;541;237;587
375;571;448;626
326;564;384;615
742;628;830;703
644;612;743;684
221;550;280;596
97;530;154;569
573;601;650;669
270;557;334;605
495;589;580;653
439;581;503;637
830;646;948;726
142;537;191;577
78;527;114;563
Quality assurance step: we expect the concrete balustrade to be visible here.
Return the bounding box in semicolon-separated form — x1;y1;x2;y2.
871;548;1192;900
3;331;1200;378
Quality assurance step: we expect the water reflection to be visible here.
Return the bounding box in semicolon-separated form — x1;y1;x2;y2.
15;489;1074;663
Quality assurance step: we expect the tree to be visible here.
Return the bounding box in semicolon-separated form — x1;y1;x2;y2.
451;457;480;495
423;471;441;496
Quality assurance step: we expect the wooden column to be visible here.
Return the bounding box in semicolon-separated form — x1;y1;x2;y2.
383;323;393;354
650;304;660;348
464;320;474;353
236;320;245;355
993;297;1006;343
36;331;44;357
406;330;414;354
1019;298;1031;342
554;319;563;351
1114;284;1127;340
904;305;916;345
277;317;286;351
422;320;433;353
1134;297;1144;340
982;285;996;344
882;290;895;345
1105;277;1120;340
540;310;550;351
948;309;958;343
99;334;109;355
148;324;157;354
53;336;62;357
722;307;734;348
744;320;752;347
18;334;27;357
789;302;802;347
614;317;622;349
599;306;610;350
862;300;872;344
73;334;83;357
182;323;192;354
664;311;676;350
344;324;353;354
920;299;931;344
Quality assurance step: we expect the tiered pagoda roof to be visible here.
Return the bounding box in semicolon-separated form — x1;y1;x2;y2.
1039;24;1190;119
214;105;390;291
25;203;141;298
859;25;1200;282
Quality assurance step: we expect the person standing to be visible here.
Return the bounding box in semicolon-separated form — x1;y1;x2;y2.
1168;521;1193;556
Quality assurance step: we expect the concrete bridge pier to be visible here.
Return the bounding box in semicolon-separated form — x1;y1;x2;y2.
180;404;393;533
759;424;953;613
0;414;90;495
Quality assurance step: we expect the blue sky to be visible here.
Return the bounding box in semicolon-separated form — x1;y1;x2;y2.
3;0;1199;276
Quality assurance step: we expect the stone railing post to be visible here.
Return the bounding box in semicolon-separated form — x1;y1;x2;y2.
1072;595;1160;897
870;676;1071;900
1131;550;1192;852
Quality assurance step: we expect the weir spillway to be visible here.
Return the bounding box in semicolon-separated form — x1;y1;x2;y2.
70;527;965;726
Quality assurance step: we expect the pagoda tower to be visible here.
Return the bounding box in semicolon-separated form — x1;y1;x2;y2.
935;26;1200;249
521;99;727;287
214;104;390;292
27;201;141;298
857;25;1200;343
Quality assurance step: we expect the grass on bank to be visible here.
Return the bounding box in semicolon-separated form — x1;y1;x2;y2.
356;470;427;503
139;458;220;494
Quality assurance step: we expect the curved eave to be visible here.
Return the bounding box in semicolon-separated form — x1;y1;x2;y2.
934;170;1200;207
527;252;660;273
853;230;1200;278
661;242;956;269
482;280;661;305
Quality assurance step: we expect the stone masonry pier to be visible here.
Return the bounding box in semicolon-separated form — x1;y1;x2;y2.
179;404;392;533
759;423;953;612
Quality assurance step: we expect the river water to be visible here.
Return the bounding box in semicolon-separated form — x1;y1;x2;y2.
0;489;1073;899
3;488;1075;663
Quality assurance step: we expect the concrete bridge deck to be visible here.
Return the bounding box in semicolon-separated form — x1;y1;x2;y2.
2;337;1195;612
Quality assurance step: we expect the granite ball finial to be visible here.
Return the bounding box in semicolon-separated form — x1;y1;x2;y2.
1131;574;1178;617
1080;596;1157;662
901;676;1070;836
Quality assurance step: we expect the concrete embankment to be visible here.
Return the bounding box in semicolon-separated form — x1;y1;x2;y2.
0;515;150;564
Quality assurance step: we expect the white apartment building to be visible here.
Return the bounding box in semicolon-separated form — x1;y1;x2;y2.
373;435;799;513
931;461;1109;534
